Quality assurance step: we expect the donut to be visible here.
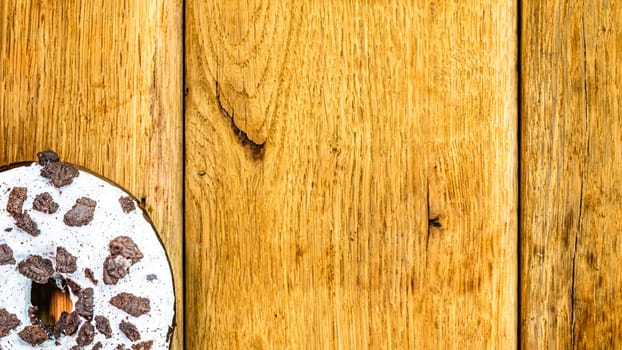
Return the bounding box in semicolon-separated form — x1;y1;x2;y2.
0;151;175;349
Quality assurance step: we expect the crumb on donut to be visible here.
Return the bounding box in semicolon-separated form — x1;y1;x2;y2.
76;288;94;321
32;192;59;214
85;268;98;285
6;187;26;219
17;325;48;346
0;244;15;265
103;236;144;285
53;311;80;337
76;322;95;346
15;211;40;236
0;308;21;337
92;341;103;350
56;247;78;273
103;255;132;285
65;278;82;295
27;306;38;325
131;340;154;350
36;150;60;166
109;293;151;317
3;228;11;232
109;236;144;264
40;161;79;188
17;255;54;284
119;196;136;213
63;197;96;227
119;320;140;341
94;315;112;338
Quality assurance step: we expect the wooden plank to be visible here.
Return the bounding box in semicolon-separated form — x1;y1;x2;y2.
521;1;622;348
0;1;183;349
186;1;517;348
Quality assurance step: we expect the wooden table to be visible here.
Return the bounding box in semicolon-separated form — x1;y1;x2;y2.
1;1;620;349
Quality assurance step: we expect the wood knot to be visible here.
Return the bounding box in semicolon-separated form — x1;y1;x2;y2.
428;216;442;228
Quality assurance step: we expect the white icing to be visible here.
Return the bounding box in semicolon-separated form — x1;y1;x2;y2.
0;162;174;349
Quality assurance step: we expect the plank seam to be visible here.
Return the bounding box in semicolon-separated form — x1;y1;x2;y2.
181;0;187;348
517;0;523;348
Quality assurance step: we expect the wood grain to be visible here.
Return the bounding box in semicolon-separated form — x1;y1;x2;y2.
521;1;622;348
186;1;517;349
0;2;183;349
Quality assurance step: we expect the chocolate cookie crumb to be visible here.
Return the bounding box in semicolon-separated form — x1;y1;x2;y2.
76;322;95;346
103;236;144;285
6;187;27;218
85;268;98;285
0;244;15;265
76;288;94;320
109;293;151;317
56;246;78;273
116;345;128;350
109;236;144;264
132;340;154;350
103;255;132;285
119;196;136;213
38;321;53;338
15;211;40;236
92;341;103;350
94;315;112;338
17;324;48;345
0;308;21;337
28;306;38;325
32;192;59;214
37;150;60;166
119;320;140;341
63;197;96;226
54;311;80;337
146;274;157;282
3;228;11;232
65;278;82;295
18;255;54;284
26;307;54;337
40;161;79;187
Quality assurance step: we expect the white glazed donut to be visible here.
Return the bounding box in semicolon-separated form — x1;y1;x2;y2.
0;151;175;349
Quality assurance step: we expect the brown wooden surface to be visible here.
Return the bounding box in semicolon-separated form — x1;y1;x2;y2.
8;0;622;348
0;1;183;349
520;1;622;348
185;1;517;348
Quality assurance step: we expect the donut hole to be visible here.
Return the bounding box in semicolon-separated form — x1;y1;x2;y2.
30;276;73;326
